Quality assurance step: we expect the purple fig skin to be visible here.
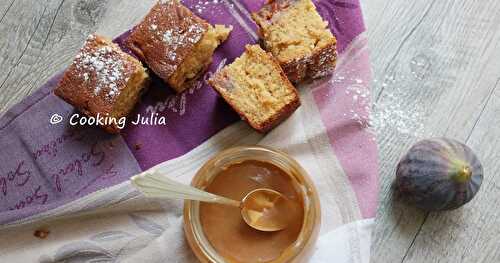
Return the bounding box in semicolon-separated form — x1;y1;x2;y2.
396;138;483;211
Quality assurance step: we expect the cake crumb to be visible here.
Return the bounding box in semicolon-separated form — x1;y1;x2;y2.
134;143;142;151
34;229;50;239
209;45;299;132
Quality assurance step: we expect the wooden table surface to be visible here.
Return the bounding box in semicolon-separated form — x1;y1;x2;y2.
1;1;499;262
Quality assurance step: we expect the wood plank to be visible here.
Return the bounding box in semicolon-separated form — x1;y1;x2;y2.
365;0;500;262
0;0;103;113
0;0;156;114
361;1;442;262
95;0;155;37
1;1;500;262
0;0;16;24
402;79;500;263
0;0;47;91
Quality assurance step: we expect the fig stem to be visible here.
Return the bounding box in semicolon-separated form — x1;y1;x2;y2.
454;165;472;183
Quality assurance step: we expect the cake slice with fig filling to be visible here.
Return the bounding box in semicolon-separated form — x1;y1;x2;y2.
209;45;300;133
54;34;149;133
252;0;337;83
125;0;232;93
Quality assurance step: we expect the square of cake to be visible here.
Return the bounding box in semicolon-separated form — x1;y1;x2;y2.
125;0;232;93
209;45;300;133
54;34;149;133
252;0;337;83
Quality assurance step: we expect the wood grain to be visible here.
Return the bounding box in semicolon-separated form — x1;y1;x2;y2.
361;0;500;262
0;0;156;114
1;0;500;262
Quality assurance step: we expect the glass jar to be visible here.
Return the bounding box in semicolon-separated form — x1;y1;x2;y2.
183;146;321;263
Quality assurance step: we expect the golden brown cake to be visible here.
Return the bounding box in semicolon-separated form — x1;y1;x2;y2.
125;0;232;93
209;45;300;133
54;34;149;133
252;0;337;83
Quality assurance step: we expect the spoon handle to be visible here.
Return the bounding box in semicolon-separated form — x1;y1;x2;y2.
130;170;241;207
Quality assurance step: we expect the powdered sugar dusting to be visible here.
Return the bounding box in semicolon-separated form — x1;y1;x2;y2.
162;29;175;44
331;73;425;139
146;3;206;64
187;24;204;43
74;35;126;99
162;24;204;50
327;71;425;140
370;76;425;138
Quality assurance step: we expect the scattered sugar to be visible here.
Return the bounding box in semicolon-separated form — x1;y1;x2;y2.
192;0;220;14
150;24;157;31
190;0;234;16
410;54;431;80
329;73;424;139
74;37;125;99
369;78;425;138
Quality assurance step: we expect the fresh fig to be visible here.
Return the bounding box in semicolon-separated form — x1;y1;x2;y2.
396;138;483;211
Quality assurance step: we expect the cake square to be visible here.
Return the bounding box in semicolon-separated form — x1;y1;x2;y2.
209;45;300;133
252;0;337;83
125;0;232;93
54;34;150;133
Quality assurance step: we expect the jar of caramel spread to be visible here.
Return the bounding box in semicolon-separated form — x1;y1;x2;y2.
184;146;321;263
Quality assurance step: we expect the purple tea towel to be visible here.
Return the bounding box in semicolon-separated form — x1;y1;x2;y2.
0;0;371;225
0;75;142;224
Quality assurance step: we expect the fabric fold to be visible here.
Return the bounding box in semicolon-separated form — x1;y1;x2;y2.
0;1;376;262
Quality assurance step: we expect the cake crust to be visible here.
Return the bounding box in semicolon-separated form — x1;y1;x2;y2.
55;34;149;133
281;39;337;82
252;0;337;83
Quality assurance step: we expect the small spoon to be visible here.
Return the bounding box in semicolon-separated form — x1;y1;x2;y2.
130;170;290;232
240;188;293;231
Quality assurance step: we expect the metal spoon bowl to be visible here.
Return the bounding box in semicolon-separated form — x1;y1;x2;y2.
240;188;292;232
